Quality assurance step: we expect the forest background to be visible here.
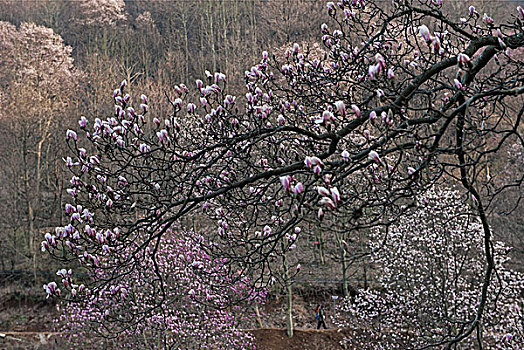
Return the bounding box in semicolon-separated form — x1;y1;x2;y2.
0;0;523;348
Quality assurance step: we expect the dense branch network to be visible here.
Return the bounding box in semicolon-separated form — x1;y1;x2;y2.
43;0;524;347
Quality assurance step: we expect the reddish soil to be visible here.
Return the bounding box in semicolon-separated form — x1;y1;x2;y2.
250;328;352;350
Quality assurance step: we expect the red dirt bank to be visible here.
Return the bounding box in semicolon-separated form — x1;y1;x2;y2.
251;328;352;350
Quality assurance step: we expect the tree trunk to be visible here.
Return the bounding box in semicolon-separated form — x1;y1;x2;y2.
23;119;51;285
221;0;229;76
207;2;217;73
363;263;368;290
182;12;190;83
282;236;293;337
340;240;348;298
254;305;263;328
318;229;325;265
21;127;36;283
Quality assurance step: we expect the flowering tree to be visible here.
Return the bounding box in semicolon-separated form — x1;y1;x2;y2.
55;228;261;349
337;187;523;349
44;0;524;344
0;21;78;278
75;0;127;26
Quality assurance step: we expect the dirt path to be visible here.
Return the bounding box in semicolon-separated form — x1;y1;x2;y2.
249;327;351;350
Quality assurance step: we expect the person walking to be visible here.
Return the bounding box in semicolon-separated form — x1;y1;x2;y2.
315;304;327;329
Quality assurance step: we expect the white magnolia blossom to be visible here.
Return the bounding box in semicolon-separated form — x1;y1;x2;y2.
77;0;127;26
336;187;524;349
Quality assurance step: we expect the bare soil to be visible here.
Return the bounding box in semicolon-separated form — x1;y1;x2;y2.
250;328;351;350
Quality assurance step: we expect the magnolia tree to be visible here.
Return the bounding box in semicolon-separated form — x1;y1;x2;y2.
337;187;523;349
0;21;78;277
44;0;524;345
55;228;263;349
76;0;127;26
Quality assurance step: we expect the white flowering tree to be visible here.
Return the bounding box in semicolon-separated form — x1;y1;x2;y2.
76;0;127;26
337;187;523;349
0;21;79;278
43;0;524;344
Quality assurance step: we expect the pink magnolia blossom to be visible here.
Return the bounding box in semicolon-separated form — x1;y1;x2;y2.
78;116;88;128
418;25;431;41
387;68;395;79
454;78;465;90
292;182;304;194
319;196;336;209
66;129;78;141
369;110;377;122
368;150;382;164
335;100;346;117
310;156;324;167
351;104;361;118
483;13;494;25
518;6;524;20
317;186;331;197
457;53;470;65
330;187;340;203
280;175;291;191
304;156;313;168
341;150;350;162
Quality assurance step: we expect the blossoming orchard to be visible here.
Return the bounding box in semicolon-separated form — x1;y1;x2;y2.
31;0;524;348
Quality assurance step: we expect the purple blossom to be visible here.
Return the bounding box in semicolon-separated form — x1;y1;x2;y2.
66;129;77;141
78;116;88;128
157;129;170;144
483;13;494;25
139;143;151;153
43;282;60;298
